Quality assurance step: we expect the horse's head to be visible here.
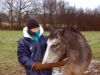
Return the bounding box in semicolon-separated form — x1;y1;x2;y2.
42;27;92;75
42;28;67;64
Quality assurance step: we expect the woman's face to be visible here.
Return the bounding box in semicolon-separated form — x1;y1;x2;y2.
30;27;39;33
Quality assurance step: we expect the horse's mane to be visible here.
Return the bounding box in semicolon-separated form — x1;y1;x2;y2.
62;26;85;49
63;26;82;36
49;26;83;40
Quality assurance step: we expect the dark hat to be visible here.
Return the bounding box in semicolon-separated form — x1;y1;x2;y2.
27;19;39;29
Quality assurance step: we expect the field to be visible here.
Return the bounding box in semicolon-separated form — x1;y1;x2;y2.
0;30;100;75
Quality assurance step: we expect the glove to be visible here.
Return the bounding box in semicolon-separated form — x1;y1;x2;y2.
31;60;67;70
32;62;41;70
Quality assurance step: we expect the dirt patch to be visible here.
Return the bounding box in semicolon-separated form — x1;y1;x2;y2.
0;60;100;75
52;60;100;75
85;60;100;75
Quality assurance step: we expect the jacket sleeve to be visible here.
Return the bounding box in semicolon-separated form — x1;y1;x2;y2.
43;35;48;50
17;38;33;69
44;35;48;42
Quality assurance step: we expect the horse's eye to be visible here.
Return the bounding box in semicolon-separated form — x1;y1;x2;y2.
51;44;59;48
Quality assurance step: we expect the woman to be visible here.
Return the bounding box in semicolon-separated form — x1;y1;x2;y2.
17;19;52;75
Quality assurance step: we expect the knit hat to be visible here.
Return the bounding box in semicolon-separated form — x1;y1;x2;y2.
27;19;39;29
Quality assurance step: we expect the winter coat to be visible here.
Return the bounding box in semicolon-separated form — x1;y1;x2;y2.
17;25;52;75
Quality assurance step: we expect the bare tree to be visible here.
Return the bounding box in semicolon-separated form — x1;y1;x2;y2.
44;0;57;28
22;10;30;24
0;12;10;29
0;18;2;27
5;0;14;28
30;0;46;29
56;0;66;27
1;0;100;30
31;0;42;15
42;0;46;30
13;0;32;29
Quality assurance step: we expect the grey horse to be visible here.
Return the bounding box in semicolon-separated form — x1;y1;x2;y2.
42;27;92;75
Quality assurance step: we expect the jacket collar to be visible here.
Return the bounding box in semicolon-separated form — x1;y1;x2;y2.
23;25;44;39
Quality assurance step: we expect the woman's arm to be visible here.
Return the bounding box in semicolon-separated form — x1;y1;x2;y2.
17;38;33;69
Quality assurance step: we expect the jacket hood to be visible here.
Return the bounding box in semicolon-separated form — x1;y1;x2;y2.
23;25;44;39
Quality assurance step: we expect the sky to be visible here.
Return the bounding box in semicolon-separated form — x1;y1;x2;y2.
0;0;100;12
65;0;100;10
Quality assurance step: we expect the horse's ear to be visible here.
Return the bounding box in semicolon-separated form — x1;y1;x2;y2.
60;28;66;36
49;27;55;34
57;28;66;40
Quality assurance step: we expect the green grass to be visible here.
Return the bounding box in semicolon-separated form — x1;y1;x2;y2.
0;30;100;74
82;31;100;60
0;30;22;75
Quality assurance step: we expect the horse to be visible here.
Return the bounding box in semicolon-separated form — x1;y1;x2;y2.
42;27;92;75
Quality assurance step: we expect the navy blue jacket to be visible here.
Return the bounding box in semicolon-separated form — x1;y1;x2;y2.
17;26;52;75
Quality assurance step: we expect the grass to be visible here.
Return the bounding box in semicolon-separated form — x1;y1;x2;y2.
0;30;100;74
82;31;100;60
0;30;22;75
